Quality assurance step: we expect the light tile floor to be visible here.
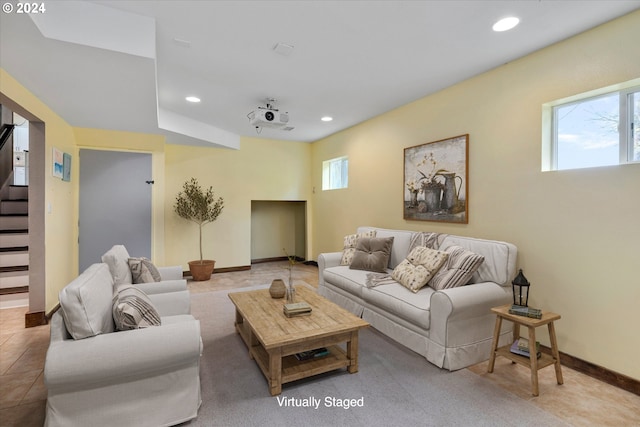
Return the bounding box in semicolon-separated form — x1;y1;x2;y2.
1;261;638;426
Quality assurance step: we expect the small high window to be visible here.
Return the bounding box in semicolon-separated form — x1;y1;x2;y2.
543;81;639;171
322;156;348;190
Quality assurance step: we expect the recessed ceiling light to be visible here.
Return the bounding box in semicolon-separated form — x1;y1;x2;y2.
321;116;333;122
492;17;520;32
185;96;201;103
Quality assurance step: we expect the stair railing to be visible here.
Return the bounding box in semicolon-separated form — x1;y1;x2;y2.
0;124;16;189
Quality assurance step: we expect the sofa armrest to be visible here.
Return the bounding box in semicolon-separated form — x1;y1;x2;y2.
134;279;187;295
318;252;343;287
148;290;191;316
45;318;201;391
430;282;512;348
157;265;184;281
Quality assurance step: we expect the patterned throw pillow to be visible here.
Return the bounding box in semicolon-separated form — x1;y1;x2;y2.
392;246;449;293
128;257;162;284
112;285;161;330
428;245;485;290
340;230;377;265
349;237;394;273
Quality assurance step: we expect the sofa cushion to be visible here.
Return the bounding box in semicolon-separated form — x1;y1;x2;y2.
349;237;394;273
59;263;115;339
128;257;162;284
392;246;449;292
323;266;372;299
362;283;434;330
102;245;133;286
112;285;161;330
340;230;377;265
429;245;484;290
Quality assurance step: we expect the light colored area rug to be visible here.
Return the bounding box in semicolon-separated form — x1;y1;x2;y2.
185;285;569;426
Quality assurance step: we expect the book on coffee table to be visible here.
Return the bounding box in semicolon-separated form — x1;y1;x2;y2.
295;347;329;361
283;301;312;317
284;310;312;318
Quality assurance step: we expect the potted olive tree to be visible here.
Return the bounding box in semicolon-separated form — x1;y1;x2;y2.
174;178;224;281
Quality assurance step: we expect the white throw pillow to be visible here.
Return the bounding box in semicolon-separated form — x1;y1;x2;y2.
340;230;377;265
392;246;448;292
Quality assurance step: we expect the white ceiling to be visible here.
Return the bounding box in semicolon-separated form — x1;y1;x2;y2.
1;1;639;148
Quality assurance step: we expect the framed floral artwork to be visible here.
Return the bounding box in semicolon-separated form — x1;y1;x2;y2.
403;134;469;223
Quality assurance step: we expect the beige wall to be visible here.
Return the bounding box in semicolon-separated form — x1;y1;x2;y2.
1;69;78;313
311;11;640;380
164;137;312;270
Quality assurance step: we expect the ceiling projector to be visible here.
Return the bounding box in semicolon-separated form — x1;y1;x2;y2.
248;108;290;129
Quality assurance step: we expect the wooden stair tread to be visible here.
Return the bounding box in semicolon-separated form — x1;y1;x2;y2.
0;286;29;295
0;229;29;234
0;246;28;253
0;265;29;273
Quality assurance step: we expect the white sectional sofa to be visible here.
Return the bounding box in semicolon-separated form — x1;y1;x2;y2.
44;263;202;427
318;226;518;371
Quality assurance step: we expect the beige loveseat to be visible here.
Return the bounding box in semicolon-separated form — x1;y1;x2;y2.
318;226;518;371
44;263;202;427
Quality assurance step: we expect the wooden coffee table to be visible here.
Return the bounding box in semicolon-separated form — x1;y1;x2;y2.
228;285;369;396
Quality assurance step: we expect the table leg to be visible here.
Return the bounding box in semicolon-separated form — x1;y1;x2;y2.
487;315;502;373
511;321;521;364
248;328;257;360
528;326;539;396
234;309;243;327
268;348;282;396
548;321;564;385
347;331;359;373
513;322;520;343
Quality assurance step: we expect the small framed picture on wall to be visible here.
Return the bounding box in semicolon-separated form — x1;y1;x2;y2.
52;147;63;179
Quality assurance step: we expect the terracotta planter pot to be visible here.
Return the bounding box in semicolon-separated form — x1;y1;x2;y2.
188;260;216;281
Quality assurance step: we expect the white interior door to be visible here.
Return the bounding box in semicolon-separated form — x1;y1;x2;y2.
79;149;152;272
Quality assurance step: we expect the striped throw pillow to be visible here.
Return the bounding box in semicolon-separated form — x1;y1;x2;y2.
428;245;484;290
128;257;162;283
409;232;445;252
112;285;161;330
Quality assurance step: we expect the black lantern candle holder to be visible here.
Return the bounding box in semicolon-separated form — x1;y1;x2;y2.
512;269;530;307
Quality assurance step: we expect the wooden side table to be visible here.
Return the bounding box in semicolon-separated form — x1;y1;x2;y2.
487;304;563;396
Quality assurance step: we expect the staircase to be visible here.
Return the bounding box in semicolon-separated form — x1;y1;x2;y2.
0;184;29;308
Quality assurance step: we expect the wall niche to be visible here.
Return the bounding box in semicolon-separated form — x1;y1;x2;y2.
250;200;306;263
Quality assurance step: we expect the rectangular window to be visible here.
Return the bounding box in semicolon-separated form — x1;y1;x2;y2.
322;156;348;190
545;82;639;171
630;91;640;162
